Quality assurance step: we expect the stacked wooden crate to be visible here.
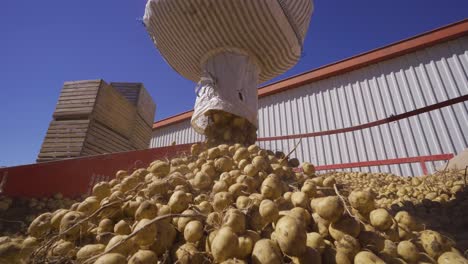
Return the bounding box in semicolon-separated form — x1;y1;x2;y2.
111;83;156;149
37;80;156;162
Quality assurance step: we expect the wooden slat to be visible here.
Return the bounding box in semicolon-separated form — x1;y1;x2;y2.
57;98;96;105
49;120;90;125
38;152;81;158
82;141;111;155
42;135;86;142
41;141;85;148
63;80;102;86
57;94;99;101
40;119;87;157
81;149;99;156
92;82;136;138
83;143;113;154
111;82;141;106
62;82;101;88
54;83;99;118
85;120;135;152
60;87;100;93
44;132;87;138
40;146;83;152
42;138;86;145
86;133;127;153
56;101;95;107
54;107;94;113
59;90;99;97
49;124;89;130
40;141;85;147
129;114;152;149
111;82;155;127
85;138;122;154
136;86;156;126
88;123;133;150
46;129;88;135
47;127;89;132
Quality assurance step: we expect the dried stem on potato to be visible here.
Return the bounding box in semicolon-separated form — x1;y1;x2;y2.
333;184;367;226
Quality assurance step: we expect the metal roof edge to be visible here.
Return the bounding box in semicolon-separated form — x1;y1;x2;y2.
153;19;468;130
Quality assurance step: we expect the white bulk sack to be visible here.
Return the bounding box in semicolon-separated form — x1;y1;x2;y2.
191;52;259;134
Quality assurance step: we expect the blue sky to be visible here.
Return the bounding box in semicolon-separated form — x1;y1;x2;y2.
0;0;467;166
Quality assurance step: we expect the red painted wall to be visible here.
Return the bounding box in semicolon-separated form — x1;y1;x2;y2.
0;144;191;198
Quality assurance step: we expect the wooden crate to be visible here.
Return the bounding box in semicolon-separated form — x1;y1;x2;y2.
37;80;156;162
111;82;156;127
82;120;136;155
130;114;153;149
53;80;101;120
92;82;136;139
37;120;91;162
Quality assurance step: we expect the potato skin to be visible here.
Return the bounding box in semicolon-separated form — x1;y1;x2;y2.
211;227;239;262
28;213;53;238
128;250;158;264
291;247;321;264
397;240;419;263
354;251;386;264
369;209;393;231
419;230;451;259
94;253;127;264
437;251;468;264
348;190;375;214
252;239;282;264
329;215;361;241
310;196;344;223
184;220;204;243
275;215;307;256
76;244;105;260
259;199;279;223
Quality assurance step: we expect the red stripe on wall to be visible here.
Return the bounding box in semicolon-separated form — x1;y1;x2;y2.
313;154;454;172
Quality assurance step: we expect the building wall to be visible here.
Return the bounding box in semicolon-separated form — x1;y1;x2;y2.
151;36;468;176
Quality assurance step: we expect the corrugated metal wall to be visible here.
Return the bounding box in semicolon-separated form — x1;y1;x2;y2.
151;36;468;176
150;120;204;149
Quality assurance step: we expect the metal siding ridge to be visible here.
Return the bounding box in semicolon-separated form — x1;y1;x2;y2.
257;94;468;141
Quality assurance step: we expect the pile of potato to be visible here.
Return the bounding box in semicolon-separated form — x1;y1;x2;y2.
1;143;467;264
0;194;79;237
330;170;468;253
203;110;257;146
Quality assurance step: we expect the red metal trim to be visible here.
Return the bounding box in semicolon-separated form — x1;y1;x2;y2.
420;162;429;175
258;94;468;141
313;154;454;171
152;19;468;130
258;20;468;98
153;110;194;129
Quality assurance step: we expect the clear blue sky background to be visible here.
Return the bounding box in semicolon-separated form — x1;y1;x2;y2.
0;0;467;166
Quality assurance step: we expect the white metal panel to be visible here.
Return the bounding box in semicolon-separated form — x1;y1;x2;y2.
151;36;468;176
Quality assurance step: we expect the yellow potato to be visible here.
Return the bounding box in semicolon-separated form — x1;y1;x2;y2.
275;215;307;256
94;253;127;264
252;239;282;264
